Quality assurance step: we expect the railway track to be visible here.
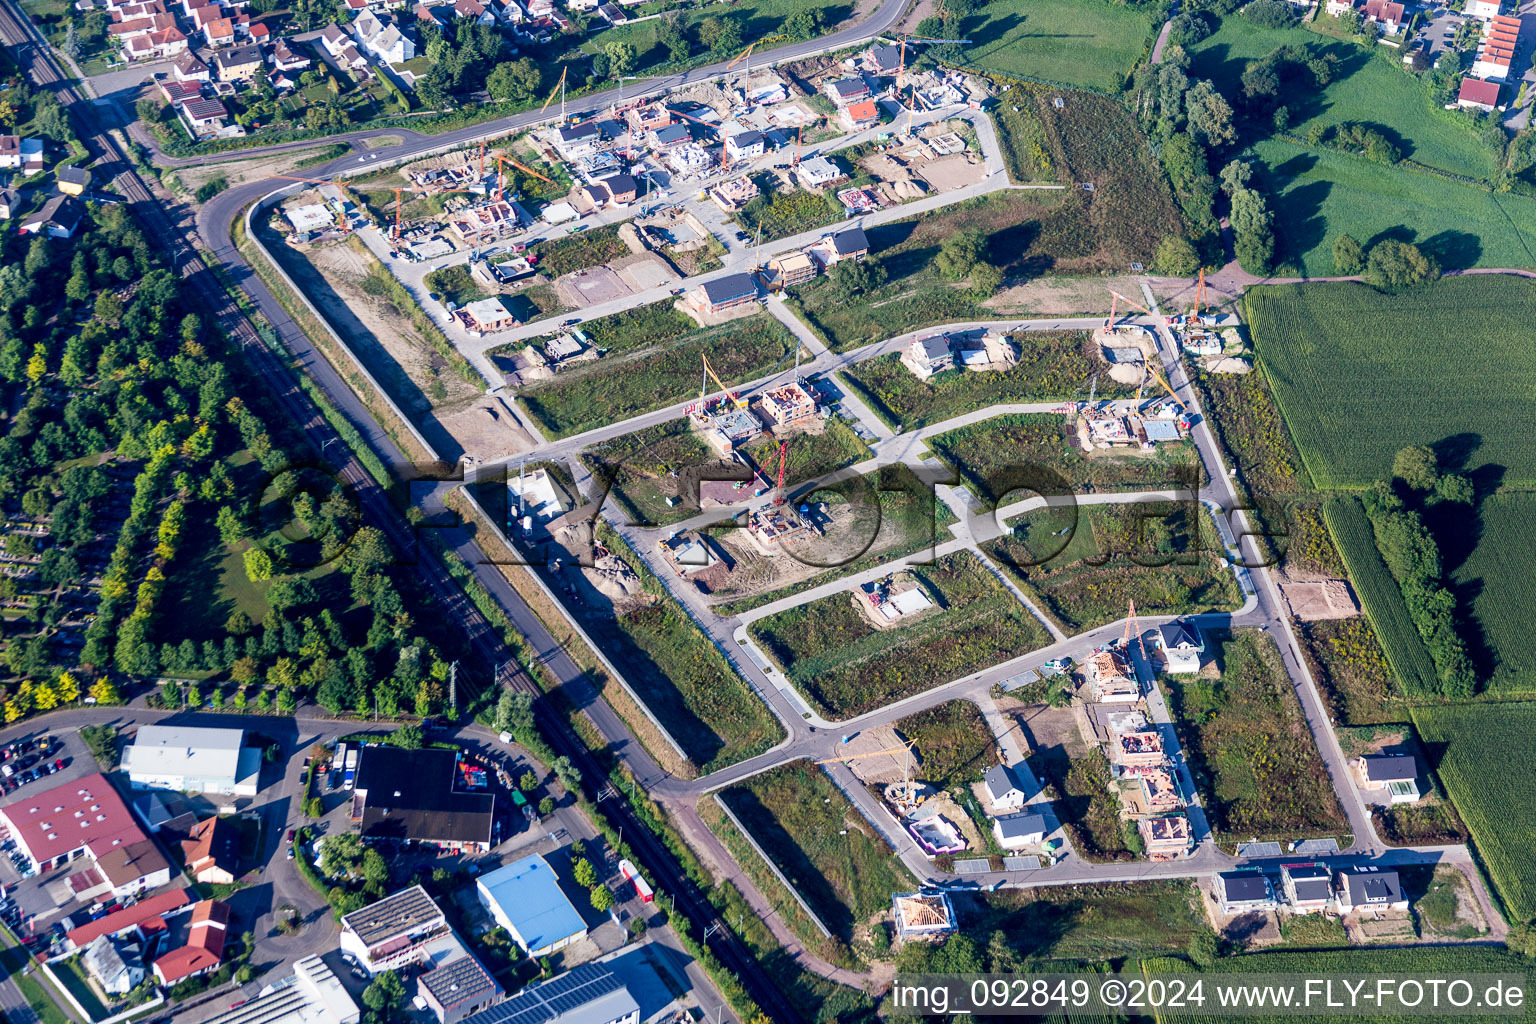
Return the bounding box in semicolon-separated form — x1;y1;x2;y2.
0;8;801;1021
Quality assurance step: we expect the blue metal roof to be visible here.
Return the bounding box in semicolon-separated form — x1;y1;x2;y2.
476;855;586;952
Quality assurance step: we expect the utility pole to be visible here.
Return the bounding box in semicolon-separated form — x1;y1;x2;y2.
448;660;458;712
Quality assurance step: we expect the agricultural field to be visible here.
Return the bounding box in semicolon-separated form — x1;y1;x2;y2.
1247;138;1536;275
1190;17;1498;180
742;419;872;493
1411;704;1536;923
747;552;1050;719
1447;493;1536;695
927;413;1201;504
838;331;1124;431
973;881;1205;961
517;313;796;438
719;760;914;942
1250;278;1536;489
983;502;1243;633
1164;630;1348;843
893;701;996;788
553;526;783;771
958;0;1158;93
711;465;957;616
565;300;697;357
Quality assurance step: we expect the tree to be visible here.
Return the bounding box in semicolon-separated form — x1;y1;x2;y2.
1185;80;1236;149
362;971;405;1016
1392;445;1440;491
1228;187;1274;275
604;40;637;77
589;51;610;80
538;796;555;815
572;857;596;888
89;677;121;705
321;832;365;876
1331;233;1365;275
495;688;534;733
829;257;886;299
390;724;424;749
589;885;613;912
518;770;538;792
697;14;742;52
934;229;985;279
968;261;1003;299
1153;235;1201;276
1508;920;1536;958
1364;239;1439;289
1433;473;1474;505
486;58;542;102
551;755;581;791
784;7;824;37
1217;159;1252;197
243;547;274;582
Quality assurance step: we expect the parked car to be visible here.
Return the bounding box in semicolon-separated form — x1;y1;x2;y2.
287;829;297;844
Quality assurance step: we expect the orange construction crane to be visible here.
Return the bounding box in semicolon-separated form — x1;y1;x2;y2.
724;41;757;72
493;153;554;203
815;739;917;801
1123;598;1148;663
770;440;789;505
477;140;487;177
1107;288;1158;327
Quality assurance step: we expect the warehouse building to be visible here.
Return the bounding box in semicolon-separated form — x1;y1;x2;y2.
457;963;637;1024
475;854;587;957
1;773;174;898
123;726;260;796
351;747;495;851
199;955;359;1024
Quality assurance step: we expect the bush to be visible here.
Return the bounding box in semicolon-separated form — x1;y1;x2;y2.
1167;11;1212;46
1154;235;1201;276
1244;0;1297;27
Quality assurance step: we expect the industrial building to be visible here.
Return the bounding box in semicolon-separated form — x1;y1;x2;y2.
339;885;451;972
475;854;587;957
417;953;503;1024
64;888;193;951
199;955;360;1024
123;725;260;796
457;963;637;1024
351;746;496;851
1;773;174;897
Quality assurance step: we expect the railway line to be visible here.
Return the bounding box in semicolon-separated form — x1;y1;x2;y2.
0;6;798;1020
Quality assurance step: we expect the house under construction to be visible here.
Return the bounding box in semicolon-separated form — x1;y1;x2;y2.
891;891;956;943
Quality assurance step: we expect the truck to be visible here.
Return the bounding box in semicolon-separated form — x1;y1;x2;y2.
343;748;359;789
618;859;653;904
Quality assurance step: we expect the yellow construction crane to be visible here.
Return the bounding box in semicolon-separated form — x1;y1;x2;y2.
724;41;758;71
700;354;747;410
1144;363;1185;413
539;66;569;119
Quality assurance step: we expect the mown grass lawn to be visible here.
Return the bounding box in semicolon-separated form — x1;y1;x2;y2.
956;0;1158;93
721;760;914;941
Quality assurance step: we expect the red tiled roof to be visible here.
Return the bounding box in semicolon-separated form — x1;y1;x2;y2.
1459;77;1501;105
154;900;229;983
65;889;192;947
846;99;879;122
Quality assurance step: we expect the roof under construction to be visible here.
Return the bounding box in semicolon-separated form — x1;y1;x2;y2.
892;890;956;938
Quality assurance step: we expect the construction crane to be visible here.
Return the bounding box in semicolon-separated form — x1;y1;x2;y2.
896;34;971;92
769;440;789;505
1122;598;1148;663
388;185;472;241
1144;362;1189;421
538;65;569;121
1106;289;1158;328
724;41;758;73
699;353;747;412
493;153;553;203
816;740;918;803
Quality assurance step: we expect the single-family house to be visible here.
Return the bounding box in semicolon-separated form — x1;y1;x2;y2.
20;195;84;238
757;381;816;429
865;42;902;74
123;24;188;58
841;98;880;131
765;251;816;289
457;297;519;334
1281;862;1334;914
1107;712;1164;768
695;272;759;314
158;78;204;106
626;102;671;133
1155;620;1204;674
1216;871;1277;915
180;817;240;884
83;934;146;996
1354;754;1421;804
829;226;869;261
269;39;311;70
605;173;638;205
0;135;45;173
56;165;90;196
596;1;624;21
724;129;765;161
1361;0;1405;30
993;812;1046;850
983;764;1029;813
1335;867;1408;915
824;76;869;106
795;155;848;190
1138;815;1192;859
414;1;450;27
554;121;601;160
214;43;264;80
173;51;211;80
152;900;230;986
0;189;17;220
901;334;953;379
353;9;414;62
650;123;690;149
1085;649;1139;703
319;22;350;56
181;97;231;134
248;21;269;40
1458;77;1501;110
204;15;235;45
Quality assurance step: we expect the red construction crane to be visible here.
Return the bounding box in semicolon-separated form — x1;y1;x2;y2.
389;185;471;240
771;440;790;506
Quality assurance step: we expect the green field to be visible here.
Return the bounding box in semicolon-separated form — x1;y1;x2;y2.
517;313;796;438
720;760;914;942
957;0;1158;92
1249;139;1536;275
927;413;1201;504
1411;704;1536;923
748;552;1049;718
1250;278;1536;489
1322;496;1439;699
1448;493;1536;694
984;502;1243;633
1190;17;1497;180
893;701;996;788
1165;630;1348;842
977;881;1205;961
838;331;1123;430
575;0;853;78
582;418;716;528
